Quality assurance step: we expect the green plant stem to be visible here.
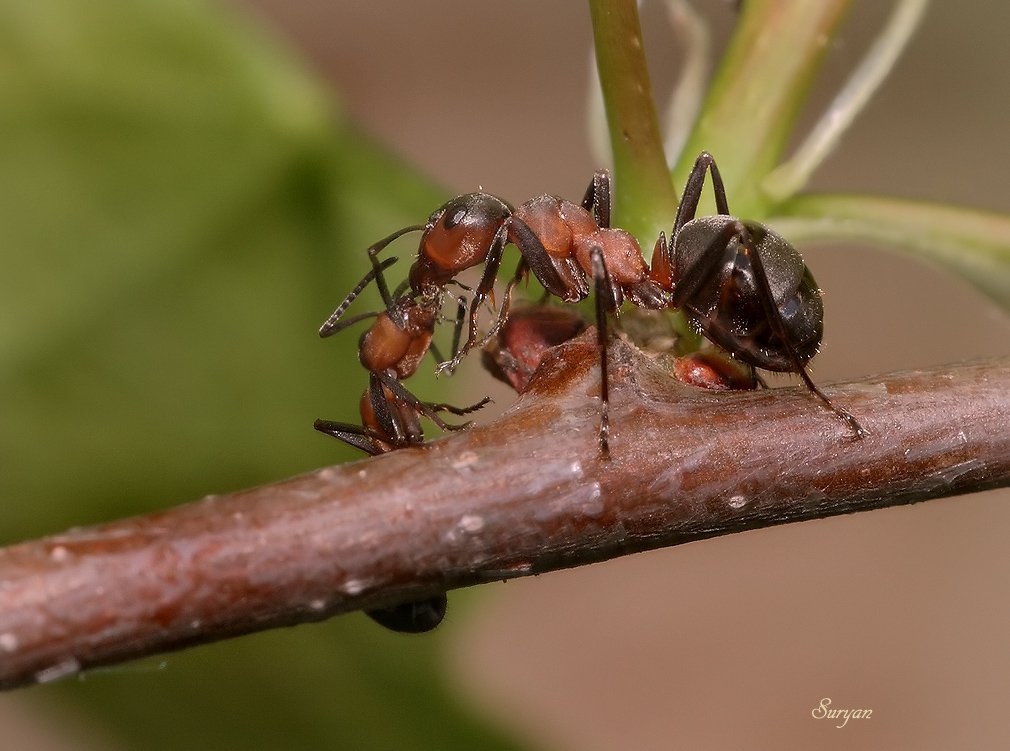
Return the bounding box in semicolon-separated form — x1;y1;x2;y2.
761;0;930;202
771;193;1010;309
589;0;679;243
673;0;853;217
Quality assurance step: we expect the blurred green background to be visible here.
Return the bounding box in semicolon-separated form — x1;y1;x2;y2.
0;0;523;749
3;1;1009;750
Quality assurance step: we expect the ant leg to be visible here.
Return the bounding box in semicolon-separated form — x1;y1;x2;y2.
384;368;489;431
471;259;526;354
673;151;731;234
590;245;620;460
580;169;612;228
668;222;741;310
449;296;467;361
427;395;493;417
440;260;526;375
367;224;424;305
366;372;418;446
374;371;475;432
319;256;399;337
312;419;383;456
425;296;471;366
510;217;583;301
730;221;868;438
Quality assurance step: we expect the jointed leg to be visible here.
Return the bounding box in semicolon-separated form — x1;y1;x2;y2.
427;296;467;365
590;245;621;460
449;296;467;361
673;151;730;234
374;370;487;432
509;218;577;300
439;259;528;374
367;372;415;446
426;395;493;418
436;222;510;374
312;419;384;455
668;220;741;310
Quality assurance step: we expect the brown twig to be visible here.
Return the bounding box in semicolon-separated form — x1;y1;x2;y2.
2;332;1009;690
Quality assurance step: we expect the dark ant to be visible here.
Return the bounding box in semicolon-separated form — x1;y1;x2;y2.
362;594;448;635
651;152;866;438
363;151;864;457
314;258;487;633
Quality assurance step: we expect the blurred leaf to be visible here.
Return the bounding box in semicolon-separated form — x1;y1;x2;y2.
771;194;1010;310
0;0;528;749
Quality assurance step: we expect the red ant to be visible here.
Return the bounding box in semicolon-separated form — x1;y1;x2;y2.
357;170;669;455
482;305;588;393
359;151;865;458
313;256;488;456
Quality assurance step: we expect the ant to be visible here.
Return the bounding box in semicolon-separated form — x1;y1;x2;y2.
482;305;588;393
314;256;489;456
361;151;864;457
650;152;866;439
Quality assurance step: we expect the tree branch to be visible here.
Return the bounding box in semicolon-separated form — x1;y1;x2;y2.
2;332;1009;690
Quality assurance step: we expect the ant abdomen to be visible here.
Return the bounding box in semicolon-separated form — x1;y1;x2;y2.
673;215;823;372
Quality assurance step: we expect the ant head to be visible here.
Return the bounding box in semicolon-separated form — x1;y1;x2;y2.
413;193;513;288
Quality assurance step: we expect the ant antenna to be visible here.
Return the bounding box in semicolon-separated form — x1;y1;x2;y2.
319;256;399;337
